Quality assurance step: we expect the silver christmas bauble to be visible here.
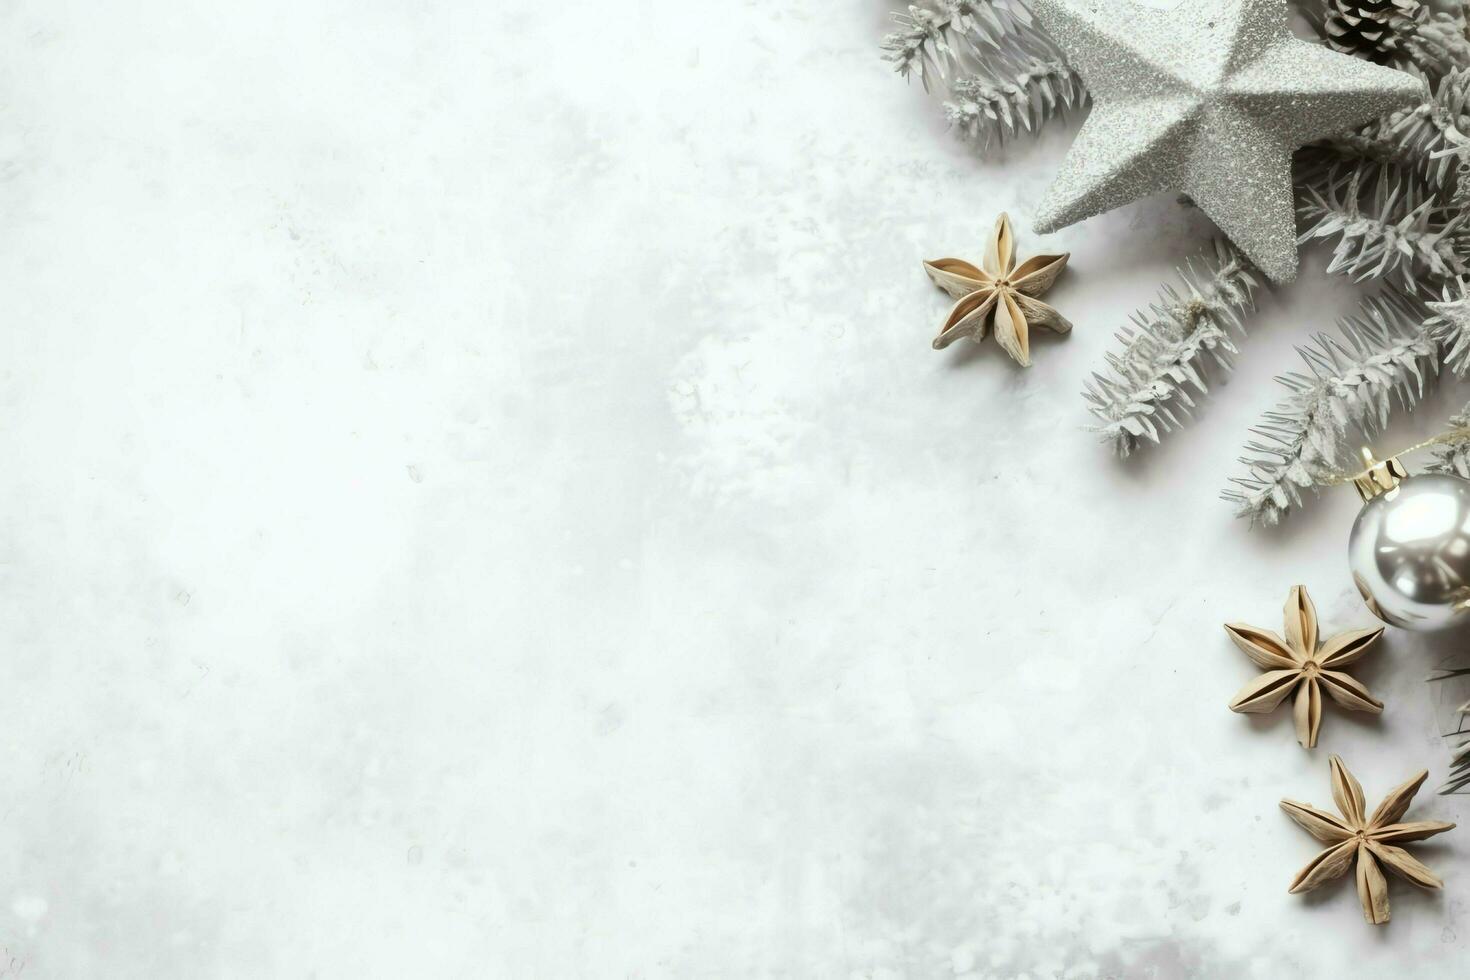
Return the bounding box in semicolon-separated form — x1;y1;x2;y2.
1349;473;1470;631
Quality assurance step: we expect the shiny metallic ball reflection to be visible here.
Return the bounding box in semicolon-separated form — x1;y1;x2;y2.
1349;474;1470;631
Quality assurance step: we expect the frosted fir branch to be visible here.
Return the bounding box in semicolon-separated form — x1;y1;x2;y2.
883;0;1081;153
1323;67;1470;189
1395;9;1470;80
1082;240;1259;456
1223;291;1439;526
1297;165;1470;289
1429;277;1470;373
881;0;1038;90
1426;400;1470;477
944;44;1085;153
1382;65;1470;187
882;3;976;89
1454;155;1470;210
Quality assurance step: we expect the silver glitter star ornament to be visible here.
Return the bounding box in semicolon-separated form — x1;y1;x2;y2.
1031;0;1424;282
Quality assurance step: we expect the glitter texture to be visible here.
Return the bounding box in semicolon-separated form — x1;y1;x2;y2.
1031;0;1425;282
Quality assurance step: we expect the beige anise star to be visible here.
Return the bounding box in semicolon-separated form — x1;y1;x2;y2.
1226;585;1383;748
1283;755;1455;925
923;213;1070;366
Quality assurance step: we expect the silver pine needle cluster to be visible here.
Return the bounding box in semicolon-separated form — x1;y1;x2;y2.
1082;241;1259;455
1297;163;1470;285
1426;399;1470;475
1297;27;1470;300
1328;67;1470;186
883;0;1085;152
1430;276;1470;372
944;35;1085;153
1224;291;1439;525
1398;9;1470;77
883;0;1033;87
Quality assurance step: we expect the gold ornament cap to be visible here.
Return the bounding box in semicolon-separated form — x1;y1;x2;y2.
1353;447;1408;502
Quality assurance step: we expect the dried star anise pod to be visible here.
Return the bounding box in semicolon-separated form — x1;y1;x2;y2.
1283;755;1454;924
923;213;1070;366
1225;585;1383;748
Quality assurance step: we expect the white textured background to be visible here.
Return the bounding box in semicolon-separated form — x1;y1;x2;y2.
2;1;1468;976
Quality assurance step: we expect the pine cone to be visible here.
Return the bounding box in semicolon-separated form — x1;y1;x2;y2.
1323;0;1423;61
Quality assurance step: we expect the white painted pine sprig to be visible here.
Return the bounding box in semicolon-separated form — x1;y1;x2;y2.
883;0;1083;152
943;37;1084;154
1224;290;1439;526
1428;401;1470;476
1297;165;1470;288
1324;67;1470;190
1082;240;1258;456
882;0;1038;88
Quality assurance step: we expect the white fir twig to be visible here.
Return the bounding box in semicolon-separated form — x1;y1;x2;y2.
1396;9;1470;81
1426;400;1470;477
1325;67;1470;189
944;42;1084;153
882;0;1036;89
884;0;1083;153
1082;240;1259;456
1429;277;1470;374
1224;291;1439;526
1297;165;1470;288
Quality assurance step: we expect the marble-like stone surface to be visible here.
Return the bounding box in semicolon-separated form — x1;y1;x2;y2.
2;1;1467;975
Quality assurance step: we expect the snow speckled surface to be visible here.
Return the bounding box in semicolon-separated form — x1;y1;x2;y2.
1;1;1468;976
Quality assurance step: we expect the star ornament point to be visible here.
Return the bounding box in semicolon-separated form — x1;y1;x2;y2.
1030;0;1425;282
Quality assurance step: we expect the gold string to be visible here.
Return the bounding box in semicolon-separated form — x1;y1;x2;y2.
1318;426;1470;487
